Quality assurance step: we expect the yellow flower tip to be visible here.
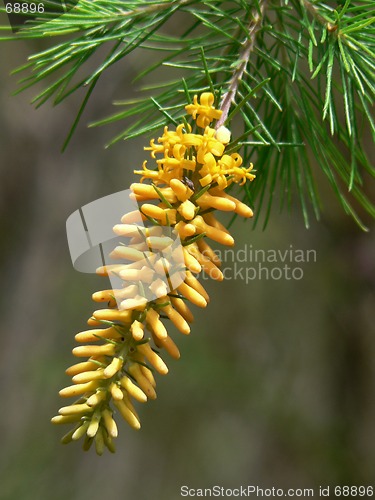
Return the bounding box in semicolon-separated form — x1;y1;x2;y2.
66;360;106;377
51;415;81;425
120;376;148;403
159;335;181;360
185;93;222;128
149;278;168;298
58;403;93;416
138;342;169;375
130;320;145;342
87;419;100;438
72;368;105;384
196;192;236;212
59;380;98;398
72;421;90;441
91;290;115;303
92;308;132;324
87;317;102;327
114;399;141;430
86;390;106;407
103;409;118;438
103;357;123;379
110;382;124;401
146;309;168;340
72;343;115;358
120;295;148;310
178;199;196;220
170;178;194;202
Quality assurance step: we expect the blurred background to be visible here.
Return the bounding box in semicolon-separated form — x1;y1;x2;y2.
0;23;374;500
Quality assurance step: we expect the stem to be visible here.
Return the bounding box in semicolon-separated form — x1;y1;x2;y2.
216;1;266;128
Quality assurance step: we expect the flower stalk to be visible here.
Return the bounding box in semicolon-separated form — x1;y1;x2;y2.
52;93;255;454
216;1;266;128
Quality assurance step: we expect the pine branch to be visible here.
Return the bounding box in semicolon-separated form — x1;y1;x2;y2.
0;0;374;230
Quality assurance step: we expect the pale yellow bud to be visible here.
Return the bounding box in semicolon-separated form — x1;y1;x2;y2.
72;421;90;441
72;369;105;384
140;365;156;387
119;266;155;283
103;357;123;378
146;309;167;340
153;256;171;275
157;300;191;335
182;247;202;273
184;271;210;302
92;308;132;323
51;414;82;425
141;204;177;225
120;209;145;224
86;390;106;407
59;380;99;398
157;334;181;360
130;183;177;203
149;278;168;298
175;221;196;238
65;360;102;376
170;296;194;323
120;376;147;403
177;281;208;308
137;343;169;374
87;411;101;438
196;192;236;211
209;187;253;218
187;245;223;281
102;409;118;438
114;399;141;430
192;215;234;246
107;245;146;262
72;343;115;358
110;382;124;400
170;178;194;201
75;327;122;343
178;199;196;220
58;403;93;416
197;239;222;267
202;212;230;233
130;320;144;341
146;236;174;250
120;295;148;310
128;363;157;399
215;125;231;144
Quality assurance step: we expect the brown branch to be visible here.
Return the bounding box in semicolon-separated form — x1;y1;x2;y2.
216;1;266;128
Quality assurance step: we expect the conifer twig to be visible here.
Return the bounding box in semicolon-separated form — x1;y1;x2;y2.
216;0;266;128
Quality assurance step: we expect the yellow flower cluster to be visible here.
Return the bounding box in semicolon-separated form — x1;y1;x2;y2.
52;92;255;454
